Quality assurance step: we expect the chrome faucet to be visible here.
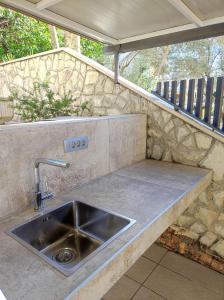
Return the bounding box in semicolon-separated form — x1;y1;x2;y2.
34;158;70;211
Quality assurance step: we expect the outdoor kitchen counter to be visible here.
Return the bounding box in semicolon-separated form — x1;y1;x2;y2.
0;160;212;300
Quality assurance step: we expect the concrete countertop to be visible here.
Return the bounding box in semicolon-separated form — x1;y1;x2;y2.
0;160;212;300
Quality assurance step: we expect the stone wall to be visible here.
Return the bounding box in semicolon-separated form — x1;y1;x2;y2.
147;110;224;259
0;48;224;260
0;99;13;124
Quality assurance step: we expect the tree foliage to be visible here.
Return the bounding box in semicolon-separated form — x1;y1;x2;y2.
0;8;52;61
0;7;106;63
120;38;224;91
80;37;106;63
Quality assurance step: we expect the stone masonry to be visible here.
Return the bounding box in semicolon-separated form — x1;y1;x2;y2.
0;48;224;262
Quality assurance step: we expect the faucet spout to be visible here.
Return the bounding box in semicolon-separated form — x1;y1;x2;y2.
34;158;70;211
35;158;70;169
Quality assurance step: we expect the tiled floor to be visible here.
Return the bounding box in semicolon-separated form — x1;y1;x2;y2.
102;244;224;300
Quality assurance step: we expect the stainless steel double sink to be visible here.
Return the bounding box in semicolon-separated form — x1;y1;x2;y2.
9;201;135;276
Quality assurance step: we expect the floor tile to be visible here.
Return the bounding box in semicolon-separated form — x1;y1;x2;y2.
160;251;224;296
103;276;140;300
126;256;156;283
143;243;167;263
132;286;164;300
144;265;223;300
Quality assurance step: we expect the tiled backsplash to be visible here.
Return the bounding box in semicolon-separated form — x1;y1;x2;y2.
0;114;146;218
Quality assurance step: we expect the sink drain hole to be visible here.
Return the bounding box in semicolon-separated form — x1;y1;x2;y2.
54;248;76;264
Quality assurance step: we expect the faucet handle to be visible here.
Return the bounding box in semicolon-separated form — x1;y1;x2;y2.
42;180;54;200
44;192;54;200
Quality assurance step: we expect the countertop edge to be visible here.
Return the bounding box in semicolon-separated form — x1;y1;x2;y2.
65;170;212;300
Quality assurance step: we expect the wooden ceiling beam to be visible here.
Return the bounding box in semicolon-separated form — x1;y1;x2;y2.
167;0;203;27
106;23;224;53
36;0;64;10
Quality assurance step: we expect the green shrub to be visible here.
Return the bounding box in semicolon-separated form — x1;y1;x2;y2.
11;81;92;122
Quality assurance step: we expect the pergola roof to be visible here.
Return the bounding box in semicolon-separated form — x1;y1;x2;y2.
1;0;224;52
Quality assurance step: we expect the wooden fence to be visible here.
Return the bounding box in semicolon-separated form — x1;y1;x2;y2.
152;76;224;134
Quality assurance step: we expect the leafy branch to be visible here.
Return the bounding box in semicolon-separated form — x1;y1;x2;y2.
11;81;92;122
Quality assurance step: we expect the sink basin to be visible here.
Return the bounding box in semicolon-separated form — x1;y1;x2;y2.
8;201;135;276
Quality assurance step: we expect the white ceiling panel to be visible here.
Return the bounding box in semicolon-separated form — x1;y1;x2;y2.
49;0;189;39
182;0;224;21
0;0;224;50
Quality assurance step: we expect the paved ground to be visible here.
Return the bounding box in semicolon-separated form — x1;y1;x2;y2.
102;244;224;300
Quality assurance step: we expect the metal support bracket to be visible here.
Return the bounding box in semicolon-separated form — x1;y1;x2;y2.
114;45;121;84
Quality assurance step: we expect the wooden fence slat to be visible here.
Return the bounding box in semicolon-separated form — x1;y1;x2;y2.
222;113;224;132
204;77;214;124
171;81;177;104
156;82;162;95
213;77;224;129
163;81;169;99
153;77;224;135
187;79;195;113
195;78;205;118
179;80;186;109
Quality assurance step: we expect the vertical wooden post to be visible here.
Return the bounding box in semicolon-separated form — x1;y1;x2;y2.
171;81;177;104
179;80;186;109
114;46;121;84
213;77;224;129
163;81;169;100
222;113;224;132
156;82;162;95
187;79;195;113
204;77;214;124
195;78;205;118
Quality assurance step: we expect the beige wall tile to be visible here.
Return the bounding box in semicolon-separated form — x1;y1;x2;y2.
109;115;146;172
0;115;146;218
